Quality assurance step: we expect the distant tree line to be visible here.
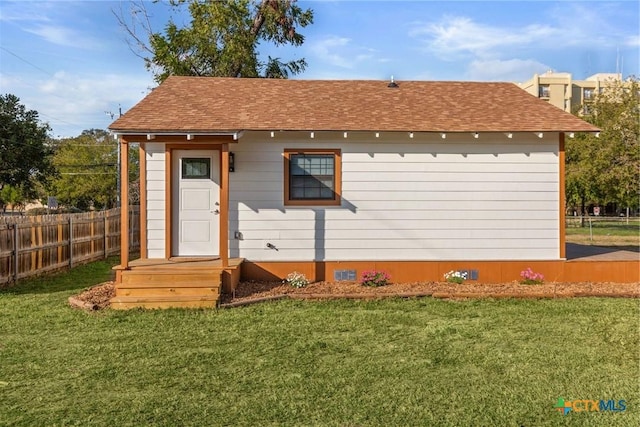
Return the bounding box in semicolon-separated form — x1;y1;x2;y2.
566;77;639;216
0;94;138;213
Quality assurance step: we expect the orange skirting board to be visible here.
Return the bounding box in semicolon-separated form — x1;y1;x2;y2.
241;260;640;284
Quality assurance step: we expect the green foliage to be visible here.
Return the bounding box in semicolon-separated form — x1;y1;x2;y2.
48;129;117;211
0;185;27;212
567;78;640;213
146;0;313;83
0;94;54;206
48;129;139;211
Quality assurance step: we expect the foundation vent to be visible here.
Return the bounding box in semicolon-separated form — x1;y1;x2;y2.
462;269;479;280
334;269;357;281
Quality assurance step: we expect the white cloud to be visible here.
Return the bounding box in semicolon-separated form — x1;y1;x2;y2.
410;2;634;62
9;70;154;137
1;1;101;50
310;36;354;68
0;73;24;92
626;35;640;47
25;24;101;50
411;16;560;59
309;36;389;70
466;59;551;82
0;2;52;23
545;2;625;48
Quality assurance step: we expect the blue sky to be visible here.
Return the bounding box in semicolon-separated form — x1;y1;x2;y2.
1;0;638;138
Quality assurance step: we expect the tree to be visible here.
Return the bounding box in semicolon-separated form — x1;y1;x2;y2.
116;0;313;83
0;94;54;208
566;77;640;215
48;129;139;211
0;185;28;213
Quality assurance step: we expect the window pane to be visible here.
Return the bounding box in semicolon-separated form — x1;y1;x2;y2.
291;187;305;198
289;154;335;200
182;158;211;179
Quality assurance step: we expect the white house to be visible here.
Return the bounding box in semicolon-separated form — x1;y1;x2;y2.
108;77;605;308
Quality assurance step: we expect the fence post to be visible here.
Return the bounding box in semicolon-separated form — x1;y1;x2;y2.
30;218;36;273
90;211;95;255
69;217;73;268
57;221;63;266
37;216;43;269
104;215;108;259
13;223;19;282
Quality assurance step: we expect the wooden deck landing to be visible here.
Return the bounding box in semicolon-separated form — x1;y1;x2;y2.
111;257;243;309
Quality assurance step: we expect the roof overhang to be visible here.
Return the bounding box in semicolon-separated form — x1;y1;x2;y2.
110;130;245;141
110;129;600;143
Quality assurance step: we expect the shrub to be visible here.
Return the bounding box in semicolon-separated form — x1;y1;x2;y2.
520;268;544;285
360;270;391;287
444;270;467;284
284;271;309;288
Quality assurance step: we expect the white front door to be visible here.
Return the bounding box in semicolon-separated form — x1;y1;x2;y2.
172;150;220;257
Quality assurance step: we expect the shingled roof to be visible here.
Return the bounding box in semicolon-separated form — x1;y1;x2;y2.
109;76;599;134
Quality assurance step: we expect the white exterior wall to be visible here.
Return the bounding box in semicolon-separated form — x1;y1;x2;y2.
229;132;561;261
144;142;166;258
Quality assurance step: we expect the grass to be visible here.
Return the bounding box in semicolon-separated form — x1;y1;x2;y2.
566;219;640;247
1;260;639;426
566;219;640;236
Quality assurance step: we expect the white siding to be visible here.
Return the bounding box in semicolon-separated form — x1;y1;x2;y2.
229;132;561;261
145;143;166;258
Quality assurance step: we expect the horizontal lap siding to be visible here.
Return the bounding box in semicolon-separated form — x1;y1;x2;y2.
230;134;560;261
145;143;166;258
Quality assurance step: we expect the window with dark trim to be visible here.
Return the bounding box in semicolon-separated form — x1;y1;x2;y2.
182;158;211;179
539;85;550;98
284;149;341;206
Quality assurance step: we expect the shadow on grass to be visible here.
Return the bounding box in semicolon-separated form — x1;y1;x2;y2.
0;257;119;295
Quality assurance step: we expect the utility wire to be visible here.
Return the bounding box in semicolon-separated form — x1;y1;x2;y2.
0;46;55;77
0;47;111;131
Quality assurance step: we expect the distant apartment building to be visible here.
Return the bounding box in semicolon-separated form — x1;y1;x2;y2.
519;71;622;114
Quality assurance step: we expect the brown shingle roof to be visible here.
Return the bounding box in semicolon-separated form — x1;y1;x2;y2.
109;76;599;133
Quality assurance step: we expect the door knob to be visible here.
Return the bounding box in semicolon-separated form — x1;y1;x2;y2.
213;209;220;214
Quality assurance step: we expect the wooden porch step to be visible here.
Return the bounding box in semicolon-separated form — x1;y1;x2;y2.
117;280;221;289
115;269;221;306
110;295;218;310
116;286;220;298
120;271;221;287
111;259;243;309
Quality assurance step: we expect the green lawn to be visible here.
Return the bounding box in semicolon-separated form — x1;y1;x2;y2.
565;219;640;237
1;260;638;426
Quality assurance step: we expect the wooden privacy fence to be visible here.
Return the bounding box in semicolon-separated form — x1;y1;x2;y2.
0;207;139;285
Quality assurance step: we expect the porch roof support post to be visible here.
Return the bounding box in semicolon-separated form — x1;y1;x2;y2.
120;139;129;269
559;132;566;260
220;144;230;268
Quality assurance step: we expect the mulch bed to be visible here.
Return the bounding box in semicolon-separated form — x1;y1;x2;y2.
68;282;115;311
69;280;639;311
220;280;640;307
